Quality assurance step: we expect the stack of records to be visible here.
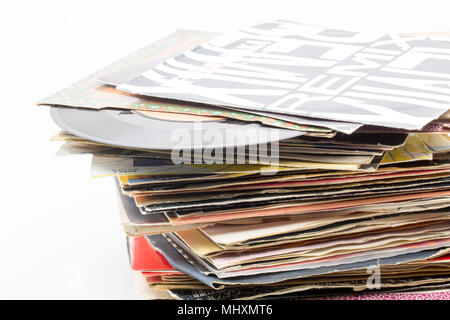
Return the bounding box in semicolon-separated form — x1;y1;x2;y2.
39;20;450;300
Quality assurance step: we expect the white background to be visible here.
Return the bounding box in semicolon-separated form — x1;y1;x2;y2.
1;0;450;299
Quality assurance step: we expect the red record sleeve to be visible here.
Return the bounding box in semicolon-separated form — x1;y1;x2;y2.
131;236;176;271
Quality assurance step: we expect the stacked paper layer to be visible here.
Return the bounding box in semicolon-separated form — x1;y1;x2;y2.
39;20;450;300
